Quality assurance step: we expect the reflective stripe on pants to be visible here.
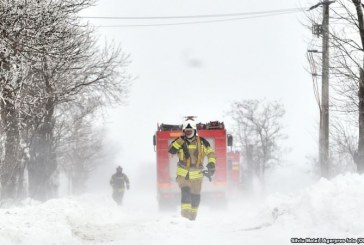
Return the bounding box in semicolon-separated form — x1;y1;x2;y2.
176;166;203;179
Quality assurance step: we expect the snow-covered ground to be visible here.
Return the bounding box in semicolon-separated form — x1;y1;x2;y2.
1;173;364;245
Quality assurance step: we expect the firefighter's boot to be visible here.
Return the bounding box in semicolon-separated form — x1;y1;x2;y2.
181;187;192;219
181;203;192;219
189;193;201;220
189;208;198;220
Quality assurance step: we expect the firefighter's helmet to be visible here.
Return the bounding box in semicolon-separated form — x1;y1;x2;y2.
182;119;197;139
182;120;196;131
116;166;123;173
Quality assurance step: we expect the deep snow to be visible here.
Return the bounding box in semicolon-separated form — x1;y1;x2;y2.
1;173;364;245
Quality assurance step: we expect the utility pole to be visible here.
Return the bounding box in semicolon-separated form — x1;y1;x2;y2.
320;0;330;178
308;0;334;178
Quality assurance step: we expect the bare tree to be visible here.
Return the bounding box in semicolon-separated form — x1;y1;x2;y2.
55;99;106;195
305;0;364;174
330;118;357;174
25;41;129;200
0;0;130;201
0;0;38;200
227;99;286;185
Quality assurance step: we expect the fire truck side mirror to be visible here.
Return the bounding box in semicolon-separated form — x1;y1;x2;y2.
227;134;233;147
153;135;156;146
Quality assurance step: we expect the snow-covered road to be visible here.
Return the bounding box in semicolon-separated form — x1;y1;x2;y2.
1;174;364;245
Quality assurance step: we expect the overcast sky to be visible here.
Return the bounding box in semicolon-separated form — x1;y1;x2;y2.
80;0;320;188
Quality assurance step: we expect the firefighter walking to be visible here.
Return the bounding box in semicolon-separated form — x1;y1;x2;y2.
110;166;130;205
168;118;216;220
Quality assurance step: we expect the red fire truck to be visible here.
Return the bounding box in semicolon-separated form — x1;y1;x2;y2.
227;151;241;188
153;120;233;209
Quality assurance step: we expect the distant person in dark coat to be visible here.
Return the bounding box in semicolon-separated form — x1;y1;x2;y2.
110;166;130;205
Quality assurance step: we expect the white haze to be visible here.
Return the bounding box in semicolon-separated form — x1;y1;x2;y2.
82;0;319;194
3;0;359;244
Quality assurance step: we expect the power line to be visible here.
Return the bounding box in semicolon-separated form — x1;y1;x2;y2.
92;10;303;28
81;7;306;20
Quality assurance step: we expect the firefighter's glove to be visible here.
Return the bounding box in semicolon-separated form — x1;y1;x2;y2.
202;170;212;182
206;162;215;176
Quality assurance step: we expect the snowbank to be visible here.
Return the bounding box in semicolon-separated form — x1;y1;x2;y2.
0;195;130;245
264;173;364;237
0;173;363;245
